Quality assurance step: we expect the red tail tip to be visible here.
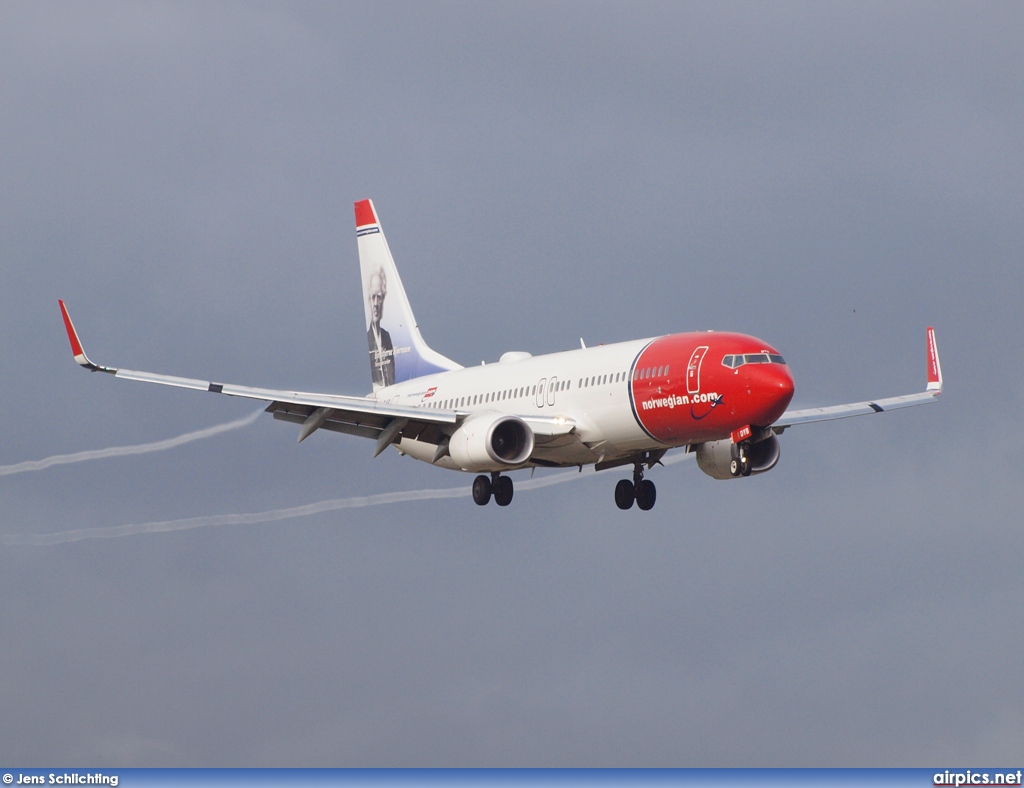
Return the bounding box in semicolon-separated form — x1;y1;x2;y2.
354;199;377;228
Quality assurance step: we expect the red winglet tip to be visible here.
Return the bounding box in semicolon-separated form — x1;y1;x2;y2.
354;199;377;228
926;327;942;389
58;299;85;357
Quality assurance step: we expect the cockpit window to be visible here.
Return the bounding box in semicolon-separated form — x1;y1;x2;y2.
722;352;787;369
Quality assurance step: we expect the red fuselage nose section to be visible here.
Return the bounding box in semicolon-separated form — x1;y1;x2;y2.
628;333;794;445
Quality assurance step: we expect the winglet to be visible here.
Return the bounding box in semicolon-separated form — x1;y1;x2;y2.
926;326;942;394
58;300;115;373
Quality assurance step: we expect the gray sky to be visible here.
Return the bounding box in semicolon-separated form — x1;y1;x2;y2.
2;1;1022;766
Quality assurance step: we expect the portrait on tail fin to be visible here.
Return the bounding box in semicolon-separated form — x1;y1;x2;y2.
355;199;462;391
366;266;395;388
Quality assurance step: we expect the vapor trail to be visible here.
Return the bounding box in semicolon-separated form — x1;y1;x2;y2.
2;453;691;546
0;410;263;477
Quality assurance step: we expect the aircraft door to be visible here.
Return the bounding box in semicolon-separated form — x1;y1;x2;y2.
687;346;709;395
535;378;547;408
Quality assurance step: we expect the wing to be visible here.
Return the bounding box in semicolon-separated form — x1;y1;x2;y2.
58;300;575;457
59;300;459;454
773;327;943;430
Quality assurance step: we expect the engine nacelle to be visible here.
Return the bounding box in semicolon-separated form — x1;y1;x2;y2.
695;433;781;480
448;412;534;471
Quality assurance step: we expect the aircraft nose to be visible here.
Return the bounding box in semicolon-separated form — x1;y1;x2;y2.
752;364;795;424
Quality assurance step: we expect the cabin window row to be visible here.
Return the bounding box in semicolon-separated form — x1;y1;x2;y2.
420;364;681;409
423;381;569;410
578;371;630;388
632;365;669;381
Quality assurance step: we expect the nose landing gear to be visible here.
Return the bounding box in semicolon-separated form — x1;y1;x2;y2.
614;458;658;511
729;444;752;477
472;472;514;506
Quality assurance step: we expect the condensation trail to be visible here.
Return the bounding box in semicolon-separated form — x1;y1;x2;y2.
0;410;263;477
2;452;692;546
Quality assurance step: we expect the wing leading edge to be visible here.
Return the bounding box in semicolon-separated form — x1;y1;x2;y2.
58;301;575;454
58;300;457;448
773;327;942;430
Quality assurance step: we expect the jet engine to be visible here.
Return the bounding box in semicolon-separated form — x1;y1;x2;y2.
448;413;534;471
695;433;781;480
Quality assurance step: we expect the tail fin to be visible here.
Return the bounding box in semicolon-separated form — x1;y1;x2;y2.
355;199;462;391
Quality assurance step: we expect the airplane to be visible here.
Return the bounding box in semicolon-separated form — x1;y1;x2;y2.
58;199;943;510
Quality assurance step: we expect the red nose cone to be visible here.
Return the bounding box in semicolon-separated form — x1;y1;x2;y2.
751;365;795;425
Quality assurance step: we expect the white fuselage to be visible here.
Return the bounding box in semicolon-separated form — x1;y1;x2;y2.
379;338;655;470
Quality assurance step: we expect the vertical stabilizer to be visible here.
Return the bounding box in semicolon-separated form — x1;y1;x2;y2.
355;200;462;391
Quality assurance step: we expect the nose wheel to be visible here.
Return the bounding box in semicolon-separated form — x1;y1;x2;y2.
614;460;657;511
729;446;752;477
472;473;514;506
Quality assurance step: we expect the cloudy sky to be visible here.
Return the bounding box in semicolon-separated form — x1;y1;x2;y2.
2;1;1022;767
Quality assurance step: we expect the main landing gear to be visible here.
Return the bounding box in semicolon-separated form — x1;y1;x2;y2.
472;472;514;507
614;460;657;511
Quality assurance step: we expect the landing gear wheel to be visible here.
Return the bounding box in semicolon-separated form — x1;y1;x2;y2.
730;458;741;477
636;478;657;511
614;479;635;510
740;455;752;477
472;475;492;506
492;475;514;507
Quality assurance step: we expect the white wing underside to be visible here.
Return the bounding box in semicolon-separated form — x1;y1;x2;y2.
111;367;573;446
59;300;573;454
774;389;939;430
